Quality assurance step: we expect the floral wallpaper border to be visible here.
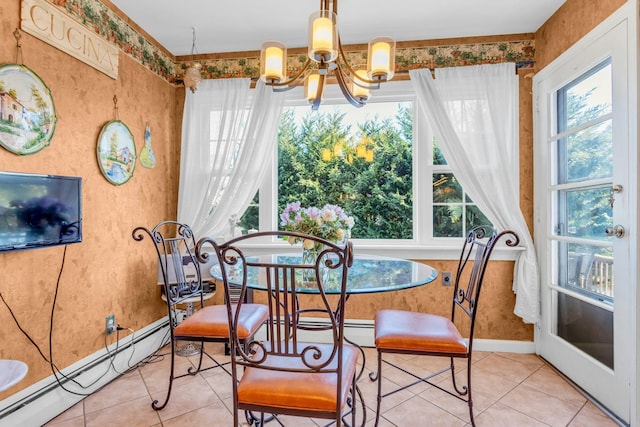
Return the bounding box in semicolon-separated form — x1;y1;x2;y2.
196;41;535;81
49;0;535;84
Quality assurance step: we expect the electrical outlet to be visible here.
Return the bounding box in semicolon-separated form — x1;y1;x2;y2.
442;272;452;286
105;314;116;334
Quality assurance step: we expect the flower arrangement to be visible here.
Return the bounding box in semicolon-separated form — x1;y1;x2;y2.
280;202;355;248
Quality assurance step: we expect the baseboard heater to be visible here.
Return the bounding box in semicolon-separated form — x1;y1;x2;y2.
0;317;170;427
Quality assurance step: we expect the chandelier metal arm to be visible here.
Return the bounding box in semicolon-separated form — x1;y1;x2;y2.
334;63;366;108
266;58;314;90
310;73;326;110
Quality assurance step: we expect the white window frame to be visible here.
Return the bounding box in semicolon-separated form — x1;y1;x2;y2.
253;79;519;260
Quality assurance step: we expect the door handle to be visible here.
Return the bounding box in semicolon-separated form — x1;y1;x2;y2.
605;225;625;238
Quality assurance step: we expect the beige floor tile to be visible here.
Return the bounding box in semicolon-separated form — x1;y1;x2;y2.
475;402;549;427
498;352;545;371
500;383;582;426
138;355;199;394
465;365;520;400
83;370;150;413
522;365;587;407
381;394;467;426
151;375;221;421
202;369;234;401
473;353;540;383
568;403;622;427
84;395;160;427
161;400;234;427
376;357;437;395
357;370;415;413
418;384;495;422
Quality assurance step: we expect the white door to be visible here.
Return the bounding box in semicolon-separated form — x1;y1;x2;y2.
533;8;636;424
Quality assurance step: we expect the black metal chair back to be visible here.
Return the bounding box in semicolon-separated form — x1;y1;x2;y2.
451;225;520;352
196;231;357;426
133;221;205;317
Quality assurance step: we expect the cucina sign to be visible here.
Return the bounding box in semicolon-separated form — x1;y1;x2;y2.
20;0;119;79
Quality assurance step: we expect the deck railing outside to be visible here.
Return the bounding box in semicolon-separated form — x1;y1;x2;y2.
569;252;614;298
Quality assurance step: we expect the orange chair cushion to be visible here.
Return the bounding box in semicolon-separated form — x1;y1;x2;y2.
237;343;358;414
174;304;268;340
375;309;468;355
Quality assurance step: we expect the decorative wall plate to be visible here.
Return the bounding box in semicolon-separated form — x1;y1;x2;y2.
97;120;137;185
0;63;57;155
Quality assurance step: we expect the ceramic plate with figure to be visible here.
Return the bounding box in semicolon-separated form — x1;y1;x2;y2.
97;120;137;185
0;63;57;155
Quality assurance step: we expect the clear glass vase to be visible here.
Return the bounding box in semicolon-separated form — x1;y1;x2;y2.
301;243;327;288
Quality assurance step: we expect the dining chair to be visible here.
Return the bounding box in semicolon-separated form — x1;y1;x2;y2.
371;225;519;427
132;221;269;411
196;231;362;427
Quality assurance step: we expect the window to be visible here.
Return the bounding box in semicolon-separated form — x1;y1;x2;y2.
432;140;491;237
238;80;491;256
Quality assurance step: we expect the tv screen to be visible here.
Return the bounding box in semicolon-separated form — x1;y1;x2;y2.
0;171;82;252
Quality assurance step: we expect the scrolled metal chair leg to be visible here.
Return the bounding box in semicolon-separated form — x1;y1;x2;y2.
151;340;176;410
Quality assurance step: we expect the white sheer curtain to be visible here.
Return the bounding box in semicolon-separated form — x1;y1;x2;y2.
177;78;285;240
410;63;539;324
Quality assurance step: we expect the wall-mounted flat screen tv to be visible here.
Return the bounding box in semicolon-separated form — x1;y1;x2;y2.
0;171;82;252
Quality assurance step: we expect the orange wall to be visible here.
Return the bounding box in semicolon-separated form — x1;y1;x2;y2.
535;0;627;71
0;0;181;398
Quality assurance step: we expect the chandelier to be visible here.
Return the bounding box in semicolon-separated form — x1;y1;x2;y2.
259;0;395;110
183;27;202;93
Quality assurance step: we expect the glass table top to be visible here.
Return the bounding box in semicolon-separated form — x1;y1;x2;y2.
210;253;438;295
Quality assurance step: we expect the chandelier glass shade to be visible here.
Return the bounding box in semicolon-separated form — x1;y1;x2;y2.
259;0;395;110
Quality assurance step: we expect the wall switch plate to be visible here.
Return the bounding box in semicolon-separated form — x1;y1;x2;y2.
105;314;116;334
442;272;452;286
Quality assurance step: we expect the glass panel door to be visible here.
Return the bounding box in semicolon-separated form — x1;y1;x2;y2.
534;17;633;424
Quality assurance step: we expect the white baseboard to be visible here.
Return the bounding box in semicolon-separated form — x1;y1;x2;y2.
0;317;170;427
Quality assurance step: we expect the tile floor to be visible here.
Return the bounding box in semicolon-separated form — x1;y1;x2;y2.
44;342;622;427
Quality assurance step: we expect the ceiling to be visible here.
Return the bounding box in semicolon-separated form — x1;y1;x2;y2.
109;0;566;57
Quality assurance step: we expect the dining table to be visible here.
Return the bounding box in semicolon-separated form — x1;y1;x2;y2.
210;252;438;296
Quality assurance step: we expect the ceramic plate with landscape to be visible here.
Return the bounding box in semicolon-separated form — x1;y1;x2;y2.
97;120;137;185
0;63;57;155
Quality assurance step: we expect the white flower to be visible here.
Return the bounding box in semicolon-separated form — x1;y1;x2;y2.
335;229;345;241
320;208;336;222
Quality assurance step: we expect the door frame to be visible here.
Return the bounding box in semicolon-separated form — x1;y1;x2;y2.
532;2;637;425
